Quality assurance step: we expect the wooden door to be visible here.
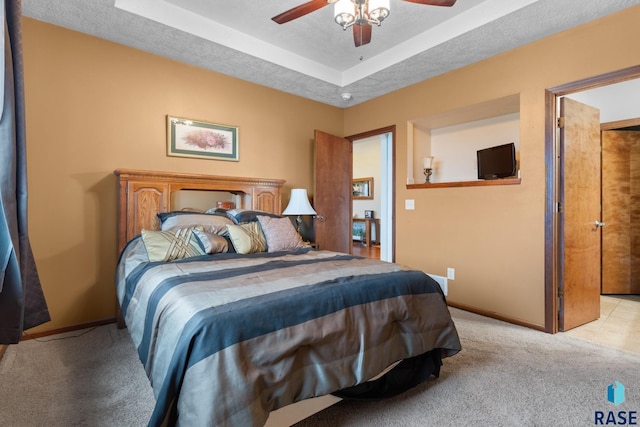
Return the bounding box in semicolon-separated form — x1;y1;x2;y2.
558;97;602;331
314;130;352;253
602;130;640;294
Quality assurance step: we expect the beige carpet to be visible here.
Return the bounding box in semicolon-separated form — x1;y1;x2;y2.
1;308;638;426
0;325;153;426
295;309;640;426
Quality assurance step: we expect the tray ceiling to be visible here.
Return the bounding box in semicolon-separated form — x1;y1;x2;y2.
23;0;640;107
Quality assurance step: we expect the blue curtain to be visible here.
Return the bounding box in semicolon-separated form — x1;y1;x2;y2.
0;0;49;344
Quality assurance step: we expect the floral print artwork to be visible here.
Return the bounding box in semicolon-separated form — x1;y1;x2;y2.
168;116;238;161
182;129;229;151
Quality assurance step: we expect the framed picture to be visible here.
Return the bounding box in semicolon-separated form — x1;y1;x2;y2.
364;210;374;219
167;115;239;161
352;177;373;200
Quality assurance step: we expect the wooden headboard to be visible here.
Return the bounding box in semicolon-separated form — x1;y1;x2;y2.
114;169;285;253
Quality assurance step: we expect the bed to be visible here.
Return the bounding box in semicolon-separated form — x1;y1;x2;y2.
114;169;461;427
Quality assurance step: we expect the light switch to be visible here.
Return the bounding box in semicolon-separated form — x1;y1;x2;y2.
405;199;415;210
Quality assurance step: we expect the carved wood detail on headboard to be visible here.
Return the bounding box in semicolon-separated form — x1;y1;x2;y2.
114;169;285;254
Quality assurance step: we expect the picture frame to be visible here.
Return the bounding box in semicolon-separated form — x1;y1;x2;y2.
364;210;374;219
352;177;373;200
167;115;239;161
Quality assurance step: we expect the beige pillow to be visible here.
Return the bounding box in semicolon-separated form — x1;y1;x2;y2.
141;228;205;262
257;215;308;252
192;229;229;254
225;222;267;254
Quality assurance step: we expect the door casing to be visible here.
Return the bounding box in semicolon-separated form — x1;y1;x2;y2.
544;65;640;333
347;126;396;262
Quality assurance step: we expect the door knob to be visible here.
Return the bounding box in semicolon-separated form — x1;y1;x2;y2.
315;215;326;222
594;220;606;228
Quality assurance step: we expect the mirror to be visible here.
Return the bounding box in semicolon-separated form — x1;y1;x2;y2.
352;177;373;200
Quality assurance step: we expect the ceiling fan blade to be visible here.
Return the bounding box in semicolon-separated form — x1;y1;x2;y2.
272;0;330;24
353;24;372;47
402;0;457;6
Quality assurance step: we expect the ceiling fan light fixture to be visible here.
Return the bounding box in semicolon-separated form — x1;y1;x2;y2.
334;0;355;29
334;0;390;30
274;0;452;47
368;0;390;24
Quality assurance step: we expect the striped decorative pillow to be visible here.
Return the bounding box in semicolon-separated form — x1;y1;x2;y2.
141;228;205;262
225;222;267;254
192;229;229;254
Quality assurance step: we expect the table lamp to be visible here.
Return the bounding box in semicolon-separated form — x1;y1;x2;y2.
282;188;317;233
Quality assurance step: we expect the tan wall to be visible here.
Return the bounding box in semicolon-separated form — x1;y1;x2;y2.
22;6;640;333
345;6;640;327
22;18;343;333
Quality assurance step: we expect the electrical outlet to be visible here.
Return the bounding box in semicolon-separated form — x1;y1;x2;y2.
447;267;455;280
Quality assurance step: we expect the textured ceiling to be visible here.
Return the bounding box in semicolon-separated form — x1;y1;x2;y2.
22;0;640;107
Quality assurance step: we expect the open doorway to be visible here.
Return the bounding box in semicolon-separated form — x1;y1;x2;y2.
545;65;640;333
351;134;395;261
348;127;395;262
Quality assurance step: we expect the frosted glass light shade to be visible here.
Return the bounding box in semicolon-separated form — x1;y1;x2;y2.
423;156;434;169
282;189;316;215
369;0;390;22
334;0;355;27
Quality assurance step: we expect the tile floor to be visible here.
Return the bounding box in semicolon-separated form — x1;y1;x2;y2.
563;295;640;355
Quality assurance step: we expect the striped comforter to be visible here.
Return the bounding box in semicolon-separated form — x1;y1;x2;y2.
116;239;461;426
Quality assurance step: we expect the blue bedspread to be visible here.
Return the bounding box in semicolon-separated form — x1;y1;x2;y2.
116;240;461;426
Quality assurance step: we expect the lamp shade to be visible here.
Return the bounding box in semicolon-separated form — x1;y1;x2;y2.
334;0;355;27
282;189;316;216
423;156;434;169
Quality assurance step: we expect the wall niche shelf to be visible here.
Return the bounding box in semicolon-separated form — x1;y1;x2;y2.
408;93;521;186
407;177;521;189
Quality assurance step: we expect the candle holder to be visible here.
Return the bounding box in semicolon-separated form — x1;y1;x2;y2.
422;156;434;183
423;168;433;183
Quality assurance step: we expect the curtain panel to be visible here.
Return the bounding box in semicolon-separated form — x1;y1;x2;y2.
0;0;49;344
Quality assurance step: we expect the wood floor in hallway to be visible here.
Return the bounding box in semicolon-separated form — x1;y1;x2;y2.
351;243;380;259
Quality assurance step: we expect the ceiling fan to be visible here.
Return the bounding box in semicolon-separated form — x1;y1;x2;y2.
272;0;457;47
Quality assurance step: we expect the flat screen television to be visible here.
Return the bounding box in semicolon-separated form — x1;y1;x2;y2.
477;142;517;180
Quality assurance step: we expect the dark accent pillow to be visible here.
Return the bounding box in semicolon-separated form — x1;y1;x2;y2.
225;209;283;224
204;207;229;215
224;235;237;253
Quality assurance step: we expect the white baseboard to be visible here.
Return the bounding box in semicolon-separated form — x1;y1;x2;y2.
427;274;448;296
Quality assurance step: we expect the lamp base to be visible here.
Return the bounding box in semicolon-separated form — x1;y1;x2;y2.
295;215;303;234
423;168;433;183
